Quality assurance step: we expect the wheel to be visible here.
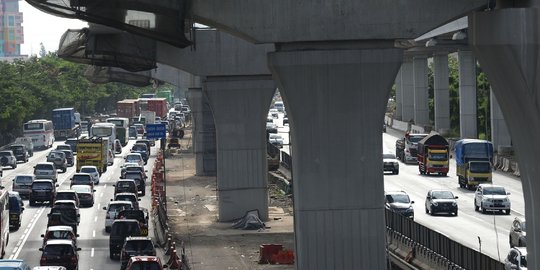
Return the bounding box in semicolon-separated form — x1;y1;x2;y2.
105;227;111;233
62;168;66;173
454;211;458;216
481;203;487;214
12;164;16;169
425;207;429;214
510;237;514;248
430;209;435;216
506;209;511;215
474;200;479;211
141;189;145;196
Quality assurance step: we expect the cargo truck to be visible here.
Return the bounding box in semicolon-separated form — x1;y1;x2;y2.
52;108;81;140
147;98;168;119
416;133;449;176
77;137;108;175
395;132;428;164
117;99;140;121
455;139;494;189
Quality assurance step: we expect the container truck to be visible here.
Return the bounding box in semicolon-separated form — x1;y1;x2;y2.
117;99;139;120
147;98;168;119
416;133;449;176
52;108;81;140
77;137;108;175
455;139;494;189
395;132;428;164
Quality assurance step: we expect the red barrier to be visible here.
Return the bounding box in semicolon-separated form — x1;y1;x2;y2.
167;249;182;269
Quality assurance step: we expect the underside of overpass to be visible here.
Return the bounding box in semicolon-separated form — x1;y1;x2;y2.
24;0;540;269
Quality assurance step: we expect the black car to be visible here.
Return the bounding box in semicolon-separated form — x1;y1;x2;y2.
9;144;29;163
424;189;458;216
109;219;142;260
29;180;58;206
60;150;74;167
65;138;78;155
122;172;146;196
9;192;24;230
385;191;415;220
130;143;149;163
134;139;151;156
47;205;79;233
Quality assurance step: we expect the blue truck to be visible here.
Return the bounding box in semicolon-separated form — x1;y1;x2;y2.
52;108;81;140
455;139;494;189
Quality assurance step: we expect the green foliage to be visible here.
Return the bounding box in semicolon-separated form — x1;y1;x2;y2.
0;54;150;145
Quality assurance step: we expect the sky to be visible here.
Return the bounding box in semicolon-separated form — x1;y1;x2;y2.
19;1;88;56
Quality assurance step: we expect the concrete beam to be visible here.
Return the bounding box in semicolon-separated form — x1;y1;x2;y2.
191;0;487;43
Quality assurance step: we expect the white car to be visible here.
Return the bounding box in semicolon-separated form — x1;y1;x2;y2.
383;153;399;175
79;166;100;184
125;153;144;167
474;184;511;214
269;108;279;119
268;134;284;148
504;247;527;270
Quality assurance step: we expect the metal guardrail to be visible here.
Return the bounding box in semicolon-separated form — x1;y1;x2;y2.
281;151;292;170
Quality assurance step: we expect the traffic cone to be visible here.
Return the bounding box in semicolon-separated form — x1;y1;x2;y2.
167;249;181;269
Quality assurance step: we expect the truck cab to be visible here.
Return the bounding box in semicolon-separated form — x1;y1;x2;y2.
396;133;428;164
455;139;494;189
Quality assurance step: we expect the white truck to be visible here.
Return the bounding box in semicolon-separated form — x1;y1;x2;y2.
14;137;34;156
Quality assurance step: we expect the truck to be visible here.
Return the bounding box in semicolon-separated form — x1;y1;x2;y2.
76;137;108;175
147;98;168;119
156;90;173;104
14;137;34;156
455;139;494;189
395;132;428;164
52;108;81;140
117;99;140;121
416;133;449;176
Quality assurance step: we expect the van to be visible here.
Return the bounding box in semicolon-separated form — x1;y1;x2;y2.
34;162;58;182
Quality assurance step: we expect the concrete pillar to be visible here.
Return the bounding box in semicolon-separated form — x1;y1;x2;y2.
413;56;429;127
471;9;540;269
458;50;477;139
394;66;403;121
401;60;415;123
433;52;450;135
268;48;402;270
187;87;217;176
204;75;275;221
490;89;512;151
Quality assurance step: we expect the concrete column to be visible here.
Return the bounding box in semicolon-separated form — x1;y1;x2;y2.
401;60;415;123
458;50;477;138
268;48;402;270
204;75;275;221
433;52;450;135
394;66;403;120
413;56;429;127
471;9;540;269
187;87;217;176
490;89;512;151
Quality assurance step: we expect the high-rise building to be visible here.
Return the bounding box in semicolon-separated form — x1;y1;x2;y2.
0;0;23;57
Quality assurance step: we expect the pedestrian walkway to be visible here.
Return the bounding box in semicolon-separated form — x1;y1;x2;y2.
165;129;295;269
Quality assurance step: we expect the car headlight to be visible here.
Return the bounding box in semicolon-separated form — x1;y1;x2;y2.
452;202;457;206
432;202;438;206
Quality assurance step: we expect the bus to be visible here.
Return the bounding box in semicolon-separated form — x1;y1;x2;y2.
23;119;55;150
90;122;116;153
106;117;129;146
0;190;9;257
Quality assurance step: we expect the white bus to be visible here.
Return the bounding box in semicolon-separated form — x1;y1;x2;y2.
90;122;116;153
0;191;8;257
23;119;55;149
106;117;129;146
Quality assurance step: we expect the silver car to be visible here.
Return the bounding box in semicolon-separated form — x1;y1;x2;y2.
509;217;526;247
474;184;511;214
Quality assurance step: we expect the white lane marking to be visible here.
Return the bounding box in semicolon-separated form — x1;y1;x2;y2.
11;206;46;259
94;216;97;222
91;248;95;257
97;203;101;209
104;184;107;188
93;230;96;237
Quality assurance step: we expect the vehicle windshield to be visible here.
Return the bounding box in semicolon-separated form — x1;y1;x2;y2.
57;145;71;151
119;210;145;222
0;152;10;157
386;194;410;203
125;240;154;252
111;222;141;235
35;164;53;170
50;208;77;222
9;197;21;211
56;193;76;201
46;230;74;240
48;152;64;159
107;119;124;127
11;147;23;153
24;123;43;130
72;175;91;183
43;245;74;256
80;167;96;174
383;154;396;159
15;176;33;184
483;186;507;195
92;127;112;137
429;153;447;161
116;195;136;202
132;144;147;151
408;135;426;143
127;155;141;162
71;185;90;194
469;162;491;173
33;182;52;189
109;203;131;213
430;191;454;199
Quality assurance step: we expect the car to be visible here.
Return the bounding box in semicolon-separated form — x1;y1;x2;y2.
79;165;100;184
122;165;147;180
424;189;458;216
131;143;149;163
474;184;511;214
128;126;138;139
510;217;527;248
70;173;94;190
65;138;78;155
39;240;81;270
103;201;134;233
133;124;145;136
385;191;415;220
55;190;80;208
504;247;527;270
125;256;166;270
59;150;74;167
47;205;80;233
51;200;80;224
135;139;152;155
70;185;95;207
268;134;284;148
383;153;399;175
110;220;143;260
0;260;31;270
114;179;139;196
120;236;157;269
9;192;25;230
56;144;72;153
122;171;146;196
269;108;279;119
9;144;29;163
34;162;58;182
114;139;122;154
33;267;67;270
266;122;278;134
121;162;142;176
125;153;144;167
283;117;289;125
40;225;79;248
12;174;35;198
118;209;149;236
29;180;58;206
46;151;67;173
0;150;17;169
114;193;140;210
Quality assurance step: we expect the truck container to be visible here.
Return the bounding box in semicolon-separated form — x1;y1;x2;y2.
117;99;139;120
416;133;449;176
455;139;494;189
395;132;428;164
76;137;108;174
52;108;81;140
147;98;168;119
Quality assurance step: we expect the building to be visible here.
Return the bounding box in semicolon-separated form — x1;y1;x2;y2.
0;0;23;57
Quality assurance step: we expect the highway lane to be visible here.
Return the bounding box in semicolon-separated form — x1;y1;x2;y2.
383;128;525;261
1;139;163;269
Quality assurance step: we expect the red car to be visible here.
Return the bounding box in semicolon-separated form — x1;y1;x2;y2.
125;256;166;270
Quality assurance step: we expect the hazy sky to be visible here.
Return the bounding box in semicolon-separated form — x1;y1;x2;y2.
20;1;88;56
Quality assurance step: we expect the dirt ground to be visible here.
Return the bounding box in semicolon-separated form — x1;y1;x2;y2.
164;128;295;269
